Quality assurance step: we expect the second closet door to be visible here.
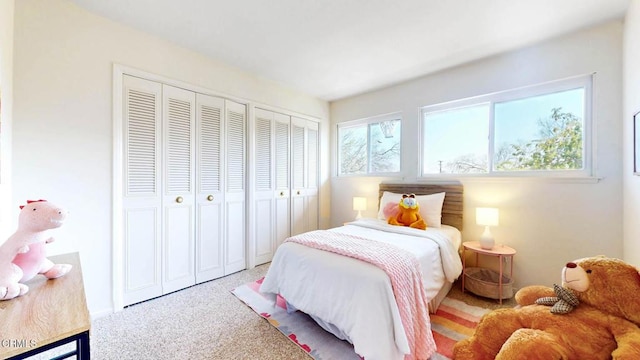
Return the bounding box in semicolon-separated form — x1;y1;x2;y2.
195;94;225;283
225;100;247;275
252;109;291;265
195;96;247;281
162;85;196;294
291;117;319;236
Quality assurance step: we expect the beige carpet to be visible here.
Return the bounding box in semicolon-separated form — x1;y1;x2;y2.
25;264;514;360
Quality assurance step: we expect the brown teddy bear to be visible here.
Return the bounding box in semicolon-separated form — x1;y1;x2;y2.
387;193;426;230
453;256;640;359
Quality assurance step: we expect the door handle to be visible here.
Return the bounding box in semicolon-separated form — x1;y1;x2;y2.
207;195;214;201
176;196;183;203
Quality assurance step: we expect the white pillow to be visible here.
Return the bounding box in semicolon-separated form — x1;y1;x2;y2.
377;191;446;228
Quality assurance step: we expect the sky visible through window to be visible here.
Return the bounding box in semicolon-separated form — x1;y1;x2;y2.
424;104;489;173
495;88;584;148
423;88;584;174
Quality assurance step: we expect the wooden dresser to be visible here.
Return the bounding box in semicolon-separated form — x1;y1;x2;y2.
0;252;91;359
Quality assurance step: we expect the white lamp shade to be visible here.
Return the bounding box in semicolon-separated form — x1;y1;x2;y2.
476;207;499;226
353;197;367;211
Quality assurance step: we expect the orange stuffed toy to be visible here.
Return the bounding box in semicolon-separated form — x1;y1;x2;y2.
453;256;640;359
387;193;427;230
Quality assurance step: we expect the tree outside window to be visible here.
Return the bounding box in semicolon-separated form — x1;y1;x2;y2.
421;78;590;177
338;117;401;176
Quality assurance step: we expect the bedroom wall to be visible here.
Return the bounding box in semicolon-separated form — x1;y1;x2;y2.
0;0;14;241
330;21;624;289
12;0;330;317
623;1;640;267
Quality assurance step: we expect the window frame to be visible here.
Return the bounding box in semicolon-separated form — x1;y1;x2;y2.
419;75;594;179
337;112;403;177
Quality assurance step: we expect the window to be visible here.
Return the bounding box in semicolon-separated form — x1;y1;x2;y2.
421;75;592;177
338;113;401;176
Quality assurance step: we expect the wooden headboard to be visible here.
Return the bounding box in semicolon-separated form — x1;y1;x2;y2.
378;182;463;231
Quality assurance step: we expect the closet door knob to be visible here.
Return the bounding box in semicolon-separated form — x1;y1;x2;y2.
176;196;183;203
279;191;284;196
296;191;301;195
207;195;214;201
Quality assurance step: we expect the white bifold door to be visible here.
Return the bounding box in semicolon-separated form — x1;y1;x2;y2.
121;75;246;306
252;109;319;265
291;116;319;237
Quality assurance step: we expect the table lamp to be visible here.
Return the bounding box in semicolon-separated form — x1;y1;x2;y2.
353;197;367;220
476;207;499;250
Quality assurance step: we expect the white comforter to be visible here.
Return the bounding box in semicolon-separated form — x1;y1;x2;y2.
259;219;463;360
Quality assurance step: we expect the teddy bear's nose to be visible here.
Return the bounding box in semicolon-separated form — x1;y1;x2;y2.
566;262;577;268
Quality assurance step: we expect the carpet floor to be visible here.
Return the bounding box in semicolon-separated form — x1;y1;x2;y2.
22;263;514;359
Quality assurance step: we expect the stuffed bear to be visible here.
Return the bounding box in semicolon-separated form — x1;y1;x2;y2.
452;256;640;359
0;200;71;300
387;193;427;230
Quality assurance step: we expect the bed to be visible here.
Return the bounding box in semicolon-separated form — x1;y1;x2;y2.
259;183;464;360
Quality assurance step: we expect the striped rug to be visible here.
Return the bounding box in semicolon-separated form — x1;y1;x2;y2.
430;297;490;359
232;278;490;360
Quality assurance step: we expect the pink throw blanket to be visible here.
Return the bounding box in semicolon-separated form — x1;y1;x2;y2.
285;230;436;360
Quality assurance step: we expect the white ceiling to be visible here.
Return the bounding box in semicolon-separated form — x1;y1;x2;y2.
69;0;629;101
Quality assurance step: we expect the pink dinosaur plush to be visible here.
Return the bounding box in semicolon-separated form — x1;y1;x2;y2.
0;200;70;300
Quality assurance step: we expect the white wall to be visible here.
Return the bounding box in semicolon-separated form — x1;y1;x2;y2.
12;0;329;317
331;21;624;289
0;0;14;241
623;1;640;267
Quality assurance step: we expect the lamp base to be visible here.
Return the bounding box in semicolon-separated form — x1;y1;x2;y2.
479;237;495;250
479;226;495;250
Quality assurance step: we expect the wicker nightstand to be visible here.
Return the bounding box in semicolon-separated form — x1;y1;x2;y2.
461;241;516;304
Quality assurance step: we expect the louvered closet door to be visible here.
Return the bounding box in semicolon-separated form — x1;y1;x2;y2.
274;113;291;247
290;118;306;236
253;109;275;265
305;121;319;231
122;75;163;306
225;100;247;275
195;94;225;283
162;85;196;294
291;117;319;236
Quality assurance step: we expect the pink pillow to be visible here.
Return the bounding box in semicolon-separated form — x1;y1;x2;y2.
383;201;400;219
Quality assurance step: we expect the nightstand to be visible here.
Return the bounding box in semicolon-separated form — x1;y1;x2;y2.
461;241;516;304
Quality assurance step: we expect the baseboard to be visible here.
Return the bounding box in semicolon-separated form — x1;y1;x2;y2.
90;308;113;320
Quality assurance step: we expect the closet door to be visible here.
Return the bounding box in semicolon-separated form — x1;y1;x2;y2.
252;109;291;264
305;121;319;231
291;117;319;236
162;85;196;294
195;94;225;283
274;113;291;247
253;109;275;265
122;75;163;306
224;100;247;275
291;118;305;236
